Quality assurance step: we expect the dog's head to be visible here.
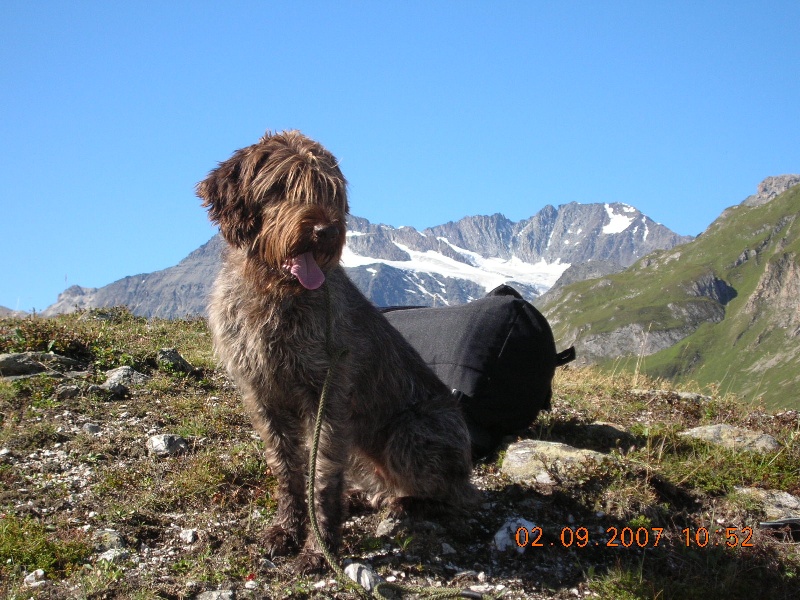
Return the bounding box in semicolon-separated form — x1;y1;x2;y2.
197;130;348;290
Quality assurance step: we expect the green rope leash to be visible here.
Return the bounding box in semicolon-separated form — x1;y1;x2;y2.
306;283;500;600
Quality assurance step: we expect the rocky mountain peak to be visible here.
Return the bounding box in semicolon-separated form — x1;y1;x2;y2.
743;174;800;207
41;202;691;318
540;178;800;410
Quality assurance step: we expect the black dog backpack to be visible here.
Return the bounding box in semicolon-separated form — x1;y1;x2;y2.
383;285;575;458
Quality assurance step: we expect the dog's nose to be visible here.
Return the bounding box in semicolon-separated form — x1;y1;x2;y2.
313;224;339;241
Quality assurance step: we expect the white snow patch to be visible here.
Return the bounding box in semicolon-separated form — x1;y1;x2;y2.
341;239;570;295
346;231;366;237
602;204;634;234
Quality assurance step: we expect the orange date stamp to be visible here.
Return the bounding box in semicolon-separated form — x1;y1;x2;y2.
515;526;755;549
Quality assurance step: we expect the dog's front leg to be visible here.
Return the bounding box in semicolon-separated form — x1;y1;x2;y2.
244;395;308;559
296;399;350;574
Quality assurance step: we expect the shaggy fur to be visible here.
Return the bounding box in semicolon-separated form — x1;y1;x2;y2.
197;130;479;572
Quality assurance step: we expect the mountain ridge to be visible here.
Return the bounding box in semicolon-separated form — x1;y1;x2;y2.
540;175;800;409
42;202;690;317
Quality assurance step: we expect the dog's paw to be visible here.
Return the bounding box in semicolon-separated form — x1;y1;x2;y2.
345;490;373;515
262;524;299;558
295;549;328;574
386;495;421;519
386;495;455;520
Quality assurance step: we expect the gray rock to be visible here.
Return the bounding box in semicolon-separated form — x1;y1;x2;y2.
501;439;612;485
55;385;81;399
734;487;800;520
97;548;130;563
494;517;536;553
179;528;198;544
82;423;102;435
375;517;402;538
147;434;189;457
259;558;276;570
678;424;780;453
742;174;800;207
196;592;236;600
94;529;125;551
23;569;46;588
101;365;150;397
344;562;382;592
0;352;81;377
100;381;127;398
157;348;195;374
104;366;150;387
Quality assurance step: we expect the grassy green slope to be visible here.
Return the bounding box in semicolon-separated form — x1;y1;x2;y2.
543;186;800;410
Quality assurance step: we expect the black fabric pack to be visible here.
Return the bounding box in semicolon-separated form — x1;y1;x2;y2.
382;285;575;458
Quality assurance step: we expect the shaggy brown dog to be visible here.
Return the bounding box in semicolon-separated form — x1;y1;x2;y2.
197;130;479;572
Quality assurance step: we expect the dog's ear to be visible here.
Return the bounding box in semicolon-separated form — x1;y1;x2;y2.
196;152;261;248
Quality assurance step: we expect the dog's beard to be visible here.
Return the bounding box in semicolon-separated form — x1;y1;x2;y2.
284;252;325;290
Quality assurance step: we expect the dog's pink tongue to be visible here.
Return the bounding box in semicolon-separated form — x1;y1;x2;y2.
289;252;325;290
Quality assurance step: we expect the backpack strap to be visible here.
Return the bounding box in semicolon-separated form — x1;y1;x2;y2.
555;346;576;367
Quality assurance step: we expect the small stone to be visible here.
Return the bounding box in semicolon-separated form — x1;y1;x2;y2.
147;434;189;457
95;529;125;551
441;543;457;555
180;528;198;544
345;562;381;592
244;580;257;590
259;558;277;570
196;592;236;600
494;517;536;553
470;585;493;594
101;366;150;397
375;517;401;537
98;548;129;563
679;424;780;453
157;348;196;374
101;381;127;397
82;423;102;435
55;385;81;399
23;569;46;587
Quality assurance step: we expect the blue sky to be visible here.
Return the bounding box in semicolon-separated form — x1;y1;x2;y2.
2;1;799;312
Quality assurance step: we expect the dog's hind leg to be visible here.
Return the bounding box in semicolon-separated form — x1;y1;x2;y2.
382;399;481;514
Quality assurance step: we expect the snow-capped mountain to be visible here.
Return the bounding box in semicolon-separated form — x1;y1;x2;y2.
42;203;692;317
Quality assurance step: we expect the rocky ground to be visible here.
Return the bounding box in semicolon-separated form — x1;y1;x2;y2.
1;311;799;599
